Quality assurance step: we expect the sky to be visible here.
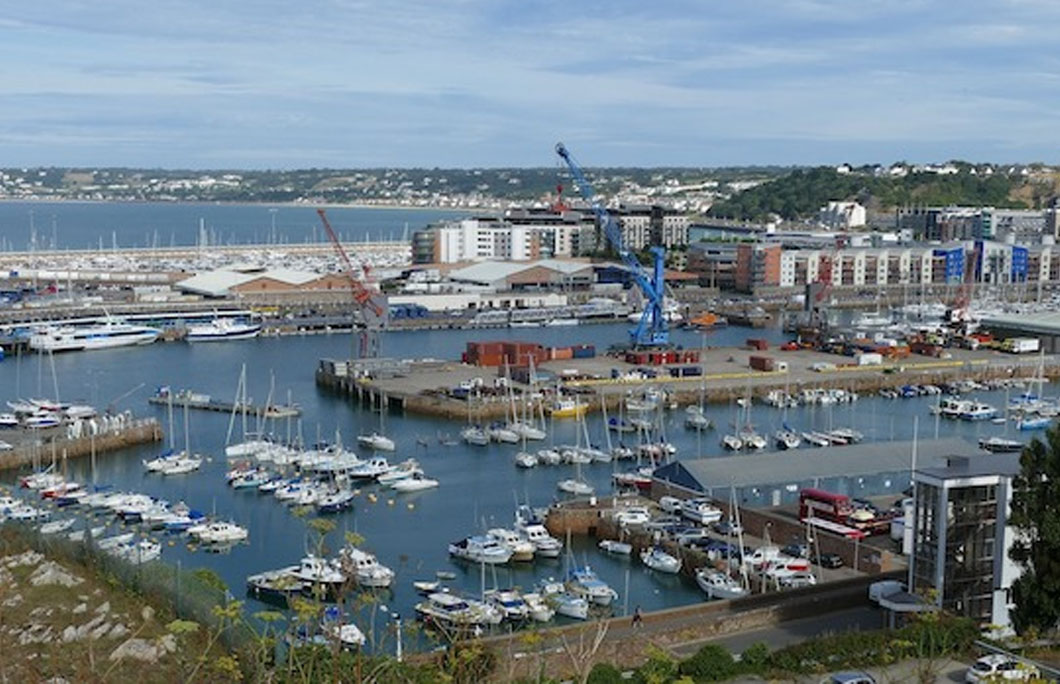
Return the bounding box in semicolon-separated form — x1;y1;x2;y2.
1;1;1058;168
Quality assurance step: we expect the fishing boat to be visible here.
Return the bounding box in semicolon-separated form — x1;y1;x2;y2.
484;589;531;622
566;566;618;606
487;528;535;562
640;546;682;574
29;318;161;352
448;535;513;565
538;580;589;619
390;473;439;492
978;436;1024;453
414;592;502;627
337;546;395;588
598;539;633;555
548;398;588;419
185;318;262;342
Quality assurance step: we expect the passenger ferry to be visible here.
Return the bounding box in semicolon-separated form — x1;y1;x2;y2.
29;318;161;352
186;317;262;342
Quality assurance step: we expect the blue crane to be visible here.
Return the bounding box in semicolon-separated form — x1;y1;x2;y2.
554;142;669;348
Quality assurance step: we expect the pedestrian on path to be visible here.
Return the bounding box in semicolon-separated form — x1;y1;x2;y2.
632;605;643;628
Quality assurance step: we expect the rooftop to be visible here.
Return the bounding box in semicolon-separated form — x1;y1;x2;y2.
916;452;1022;481
656;437;982;492
982;311;1060;336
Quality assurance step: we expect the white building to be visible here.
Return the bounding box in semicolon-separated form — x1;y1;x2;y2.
818;201;867;230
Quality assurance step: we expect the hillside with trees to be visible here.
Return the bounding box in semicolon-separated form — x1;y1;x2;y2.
707;166;1050;221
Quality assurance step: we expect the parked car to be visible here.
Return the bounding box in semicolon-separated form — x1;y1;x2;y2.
965;654;1039;682
658;496;683;514
781;543;809;559
814;552;844;569
613;506;651;527
828;671;876;684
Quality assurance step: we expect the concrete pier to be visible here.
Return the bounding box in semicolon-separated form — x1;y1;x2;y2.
0;418;163;472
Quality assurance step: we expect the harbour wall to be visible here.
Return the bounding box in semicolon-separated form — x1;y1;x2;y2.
0;418;163;472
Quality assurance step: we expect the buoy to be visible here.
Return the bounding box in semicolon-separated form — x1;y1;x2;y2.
367;493;377;503
387;499;395;506
406;502;415;510
353;489;361;496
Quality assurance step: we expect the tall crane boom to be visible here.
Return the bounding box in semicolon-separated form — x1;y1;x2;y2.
317;209;387;357
554;142;669;348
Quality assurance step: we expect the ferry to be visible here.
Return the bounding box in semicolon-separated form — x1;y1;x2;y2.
186;318;262;342
29;318;161;352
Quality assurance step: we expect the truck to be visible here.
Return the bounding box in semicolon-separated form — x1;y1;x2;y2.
1003;337;1040;354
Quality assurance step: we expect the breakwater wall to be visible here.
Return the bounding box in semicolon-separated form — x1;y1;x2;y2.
0;418;163;472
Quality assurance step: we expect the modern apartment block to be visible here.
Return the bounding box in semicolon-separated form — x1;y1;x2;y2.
412;205;689;264
896;206;1056;244
910;454;1022;633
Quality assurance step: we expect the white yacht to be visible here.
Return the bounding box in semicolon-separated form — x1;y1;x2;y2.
514;507;563;558
461;426;490;446
415;592;502;627
538;580;589;619
357;432;396;452
508;421;546;441
29;319;161;352
188;521;249;544
680;498;723;525
483;589;531;622
185;318;262;342
557;478;594;496
390;473;439;492
566;566;618;606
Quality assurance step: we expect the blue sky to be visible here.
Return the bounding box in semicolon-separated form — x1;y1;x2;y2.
1;1;1057;168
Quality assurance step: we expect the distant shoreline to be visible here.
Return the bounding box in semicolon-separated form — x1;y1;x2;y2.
0;197;483;213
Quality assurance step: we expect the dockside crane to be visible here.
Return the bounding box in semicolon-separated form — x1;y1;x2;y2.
316;209;387;358
554;142;669;349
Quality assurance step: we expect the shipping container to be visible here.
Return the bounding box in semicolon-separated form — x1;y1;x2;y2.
746;338;769;351
857;352;883;366
749;355;775;372
909;341;940;357
572;345;596;359
551;347;574;361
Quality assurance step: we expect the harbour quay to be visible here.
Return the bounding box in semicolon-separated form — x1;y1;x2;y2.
0;416;162;471
316;343;1059;420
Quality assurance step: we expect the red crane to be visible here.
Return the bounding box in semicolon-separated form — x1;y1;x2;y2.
317;209;387;357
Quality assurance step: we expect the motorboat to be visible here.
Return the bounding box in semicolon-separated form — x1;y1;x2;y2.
680;498;723;525
345;457;392;481
96;532;136;550
24;414;60;429
960;402;998;421
487;528;535;562
608;417;636;433
338;546;395;588
322;621;367;649
188;521;249;544
514;508;563;558
1016;415;1051;431
448;535;513;565
828;428;864;444
598;539;633;555
414;592;502;627
246;569;308;605
39;518;77;535
979;436;1024;453
0;413;18;429
774;430;801;450
413;580;441;595
461;426;490;446
41;481;82;500
801;431;832;447
935;398;971;418
230;469;273;489
521;592;556;622
640;546;682;574
186;318;262;342
612;470;653;491
484;589;531;622
390;473;439;492
566;567;618;606
143;450;181;473
557;478;594;496
20;471;64;490
514;451;538;468
283;555;347;594
357;432;396;452
376;459;421;485
67;525;106;542
29;318;161;352
538;580;589;619
316;489;356;514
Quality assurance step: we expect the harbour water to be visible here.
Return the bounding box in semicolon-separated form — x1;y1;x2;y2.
0;201;463;251
0;321;1044;645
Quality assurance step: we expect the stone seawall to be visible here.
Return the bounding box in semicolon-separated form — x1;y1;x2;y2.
0;419;163;472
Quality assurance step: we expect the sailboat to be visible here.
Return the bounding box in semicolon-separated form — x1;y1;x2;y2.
224;365;271;458
460;390;489;446
685;377;712;431
358;402;396;451
507;361;547;441
696;486;749;599
557;454;594;495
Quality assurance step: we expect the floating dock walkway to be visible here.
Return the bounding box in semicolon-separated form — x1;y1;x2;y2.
147;391;301;418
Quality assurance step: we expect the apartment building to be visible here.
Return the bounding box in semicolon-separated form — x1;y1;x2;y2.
897;206;1054;244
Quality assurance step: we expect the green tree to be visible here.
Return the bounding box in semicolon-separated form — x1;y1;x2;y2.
1009;428;1060;635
